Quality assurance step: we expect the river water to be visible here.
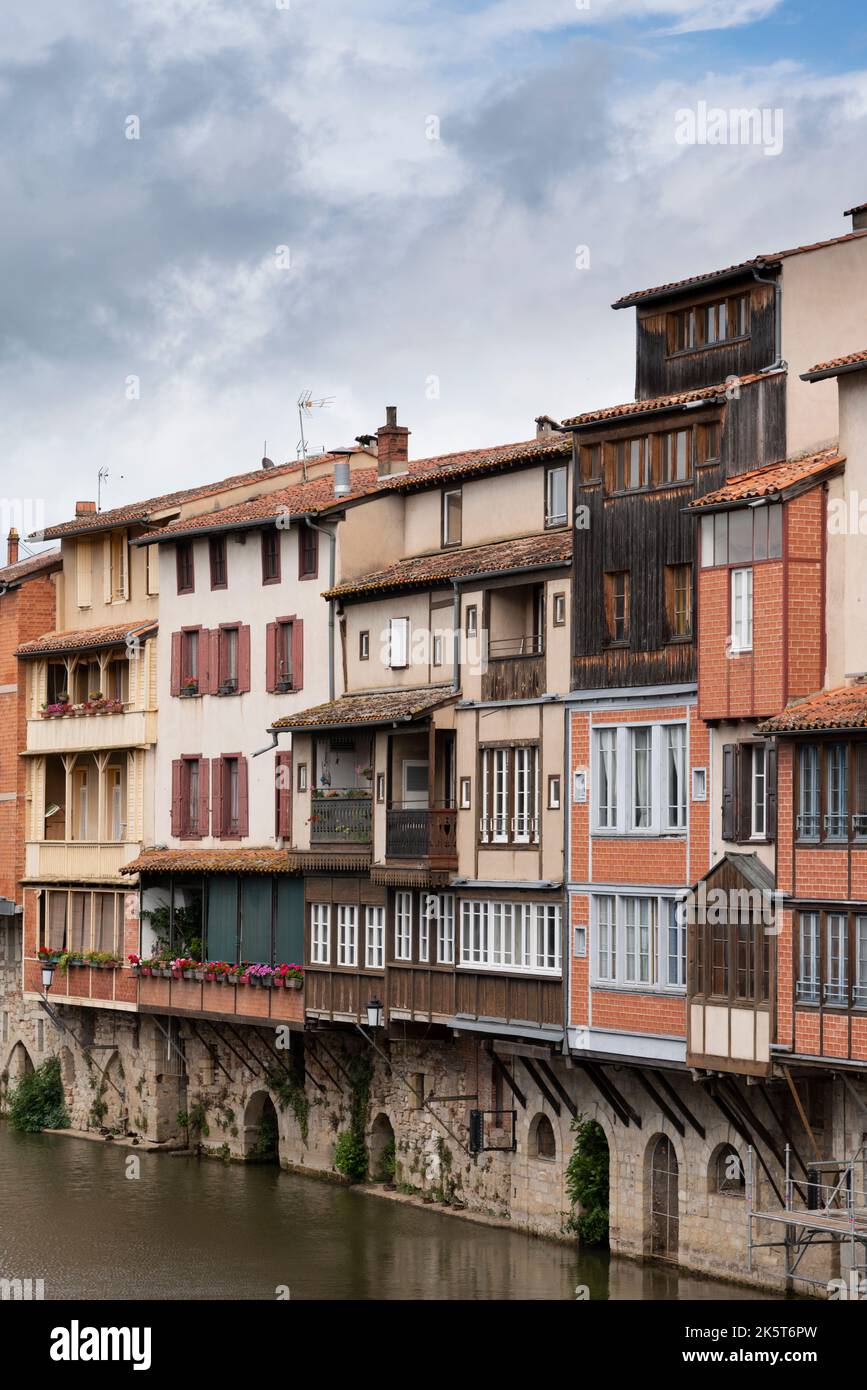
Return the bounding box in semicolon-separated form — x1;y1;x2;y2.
0;1125;780;1301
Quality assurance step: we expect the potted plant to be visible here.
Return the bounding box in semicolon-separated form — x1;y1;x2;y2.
274;963;304;989
218;677;238;696
128;953;141;976
181;677;199;698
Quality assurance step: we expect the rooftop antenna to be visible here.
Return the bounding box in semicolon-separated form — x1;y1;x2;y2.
97;466;124;512
297;390;335;480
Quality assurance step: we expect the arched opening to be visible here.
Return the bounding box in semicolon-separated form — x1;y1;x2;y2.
369;1112;396;1182
709;1142;745;1196
648;1134;679;1260
244;1091;280;1163
6;1041;34;1084
90;1049;126;1132
529;1112;557;1160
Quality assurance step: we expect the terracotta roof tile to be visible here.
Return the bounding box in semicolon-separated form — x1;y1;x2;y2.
562;375;768;429
0;549;61;586
272;684;456;731
760;686;867;734
138;470;380;543
612;230;867;309
17;619;156;659
324;529;572;600
801;349;867;381
688;449;843;510
122;846;296;875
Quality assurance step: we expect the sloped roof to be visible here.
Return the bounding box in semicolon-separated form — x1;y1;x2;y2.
0;549;61;586
759;686;867;734
324;529;572;600
137;470;379;543
612;230;867;309
17;619;156;659
122;847;296;875
272;684;456;731
801;349;867;382
562;374;768;429
688;449;844;510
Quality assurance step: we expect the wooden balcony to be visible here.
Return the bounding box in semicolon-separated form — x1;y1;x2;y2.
24;840;141;882
304;968;382;1023
385;804;458;866
310;795;372;845
481;636;546;702
26;708;156;754
454;970;563;1029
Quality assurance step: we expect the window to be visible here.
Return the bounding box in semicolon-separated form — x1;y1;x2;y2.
261;529;281;584
666;564;692;638
545;465;568;525
388;617;409;669
376;772;385;804
722;742;776;844
548;775;561;810
579;443;601;480
181;629;199;689
458;900;561;975
433;634;443;666
752;743;767;838
297;763;308;793
459;777;471;810
531;1113;557;1160
337;905;358;967
661;429;692;483
614;436;651;491
209;536;227;590
395;892;412;960
827;913;848;1005
225;758;239;835
171;756;207;840
665;724;687;830
435;894;455;964
605;571;629;643
797;742;867;844
106;765;124;841
442;489;462;546
597;729;617;829
311;904;331;965
365;906;384;969
277;620;294;688
714;1145;745;1196
667;900;687;988
631;728;652;830
176;541;194;594
700;504;782;568
359;630;369;661
465;605;478;638
110;531;128;602
798;912;820;1003
553;592;566;627
826;744;848;839
298;523;318;579
857;916;867;1009
730;567;753;652
218;625;239;693
214;755;248;838
692;767;707;801
624;897;656;985
419;899;430;962
480;746;540;845
698;421;721;464
594;722;689;836
596;895;616;981
670;293;749;352
593;894;685;992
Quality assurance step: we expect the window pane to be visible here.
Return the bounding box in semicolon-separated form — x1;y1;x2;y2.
632;728;652;828
729;509;752;564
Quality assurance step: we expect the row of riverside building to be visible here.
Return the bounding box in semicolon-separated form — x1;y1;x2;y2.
5;200;867;1291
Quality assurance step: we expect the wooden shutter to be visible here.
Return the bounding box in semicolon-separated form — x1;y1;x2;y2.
292;619;304;690
211;759;224;839
103;535;112;604
736;743;752;843
198;758;210;838
208;629;220;695
238;625;251;693
721;744;735;842
766;744;778;841
265;622;278;692
170;632;182;697
276;750;292;838
237;757;249;837
76;541;91;608
171;759;183;837
389;617;408;669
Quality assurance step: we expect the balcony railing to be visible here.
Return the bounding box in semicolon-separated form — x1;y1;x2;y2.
27;707;156;753
310;795;372;844
24;840;140;880
487;634;544;658
386;803;458;864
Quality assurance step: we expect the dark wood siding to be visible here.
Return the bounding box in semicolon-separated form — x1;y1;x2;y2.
634;280;777;400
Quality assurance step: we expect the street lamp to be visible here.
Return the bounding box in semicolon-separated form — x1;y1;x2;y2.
365;997;384;1030
41;960;56;991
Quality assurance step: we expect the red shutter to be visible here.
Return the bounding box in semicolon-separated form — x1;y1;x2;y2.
265;622;277;693
238;625;251;693
276;750;292;839
171;759;182;836
208;629;221;695
198;758;210;838
199;628;210;694
237;757;249;837
170;632;182;697
292;619;304;691
211;759;224;839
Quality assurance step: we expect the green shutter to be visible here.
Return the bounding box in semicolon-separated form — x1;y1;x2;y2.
206;877;239;962
240;876;272;963
275;878;305;965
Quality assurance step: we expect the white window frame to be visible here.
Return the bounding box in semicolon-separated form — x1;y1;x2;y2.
337;904;358;967
365;906;384;970
434;893;455;964
751;742;767;839
592;722;689;837
596;729;617;829
798;911;819;1004
826;912;848;1006
459;899;560;975
730;566;753;653
419;896;430;962
856;915;867;1009
311;904;331;966
665;724;687;831
591;893;686;994
545;465;568;527
395;891;413;961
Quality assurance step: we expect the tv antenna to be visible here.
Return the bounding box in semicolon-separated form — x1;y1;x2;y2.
97;466;123;512
297;390;335;479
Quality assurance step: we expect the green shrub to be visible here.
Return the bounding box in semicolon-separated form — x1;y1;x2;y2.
8;1057;69;1133
565;1114;610;1245
334;1129;368;1183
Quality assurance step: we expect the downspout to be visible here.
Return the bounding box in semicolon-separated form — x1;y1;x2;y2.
751;262;785;373
302;513;336;703
451;578;461;693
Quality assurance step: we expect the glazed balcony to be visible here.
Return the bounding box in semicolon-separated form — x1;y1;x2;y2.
385;803;458;867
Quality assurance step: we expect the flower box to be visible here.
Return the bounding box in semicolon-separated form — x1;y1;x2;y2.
286;978;302;990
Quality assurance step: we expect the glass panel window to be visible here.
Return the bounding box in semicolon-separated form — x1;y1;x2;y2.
536;905;559;971
667;900;686;987
419;896;430;963
437;894;455;965
492;749;509;843
625;897;657;985
665;725;687;830
631;727;652;829
798;912;819;1003
546;466;568;525
443;489;462;545
752;743;767;838
856;916;867;1009
798;745;820;840
311;904;330;965
826;744;848;839
826;913;848;1005
365;906;384;970
337;905;358;967
661;429;691;483
596;896;616;981
395;892;413;961
597;730;617;829
731;567;753;652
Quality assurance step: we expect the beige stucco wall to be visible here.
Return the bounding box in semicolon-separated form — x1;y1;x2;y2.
58;530;159;632
398;460;570;558
826;371;867;685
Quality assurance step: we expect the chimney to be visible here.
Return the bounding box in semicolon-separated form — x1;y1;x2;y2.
845;201;867;231
75;500;97;516
6;528;19;566
377;406;409;477
333;460;351;497
535;414;561;441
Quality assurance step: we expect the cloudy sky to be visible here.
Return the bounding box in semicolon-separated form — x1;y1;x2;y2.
2;0;866;545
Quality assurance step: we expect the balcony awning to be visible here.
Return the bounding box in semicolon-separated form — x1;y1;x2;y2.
759;684;867;734
121;846;297;875
17;619;157;659
272;684;457;732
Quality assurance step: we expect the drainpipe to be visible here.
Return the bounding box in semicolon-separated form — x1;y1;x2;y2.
751;262;785;373
302;514;337;703
451;579;461;693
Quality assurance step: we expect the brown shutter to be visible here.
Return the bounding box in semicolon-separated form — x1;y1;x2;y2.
721;744;735;842
292;619;304;691
170;632;182;697
766;744;777;841
198;758;210;838
211;759;224;839
238;625;251;693
265;622;278;692
736;744;752;843
171;759;183;837
208;629;220;695
237;757;249;837
199;628;210;694
276;750;292;839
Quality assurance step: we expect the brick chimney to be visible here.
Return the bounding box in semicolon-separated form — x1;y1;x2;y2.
845;201;867;231
6;528;19;566
75;500;97;516
377;407;409;477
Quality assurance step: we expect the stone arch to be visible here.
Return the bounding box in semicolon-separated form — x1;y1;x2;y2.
243;1090;280;1162
528;1111;557;1160
645;1131;680;1260
369;1112;396;1182
708;1140;746;1196
4;1038;35;1085
88;1048;126;1132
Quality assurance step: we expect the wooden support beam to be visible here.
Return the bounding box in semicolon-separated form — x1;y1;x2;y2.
304;1047;342;1095
574;1060;637;1128
486;1044;527;1110
519;1057;561;1117
205;1022;256;1075
652;1070;705;1139
783;1066;822;1163
635;1071;684;1138
536;1058;578;1118
709;1083;784;1207
758;1086;810;1180
493;1041;554;1061
723;1078;806;1204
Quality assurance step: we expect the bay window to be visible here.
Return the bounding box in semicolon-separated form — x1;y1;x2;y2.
365;906;384;969
592;894;685;992
480;745;540;845
395;892;413;960
310;904;331;965
458;899;561;975
337;905;358;967
592;721;688;835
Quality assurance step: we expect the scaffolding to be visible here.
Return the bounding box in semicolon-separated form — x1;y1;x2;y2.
747;1142;867;1292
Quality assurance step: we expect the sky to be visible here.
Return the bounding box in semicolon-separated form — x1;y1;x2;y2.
2;0;867;549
